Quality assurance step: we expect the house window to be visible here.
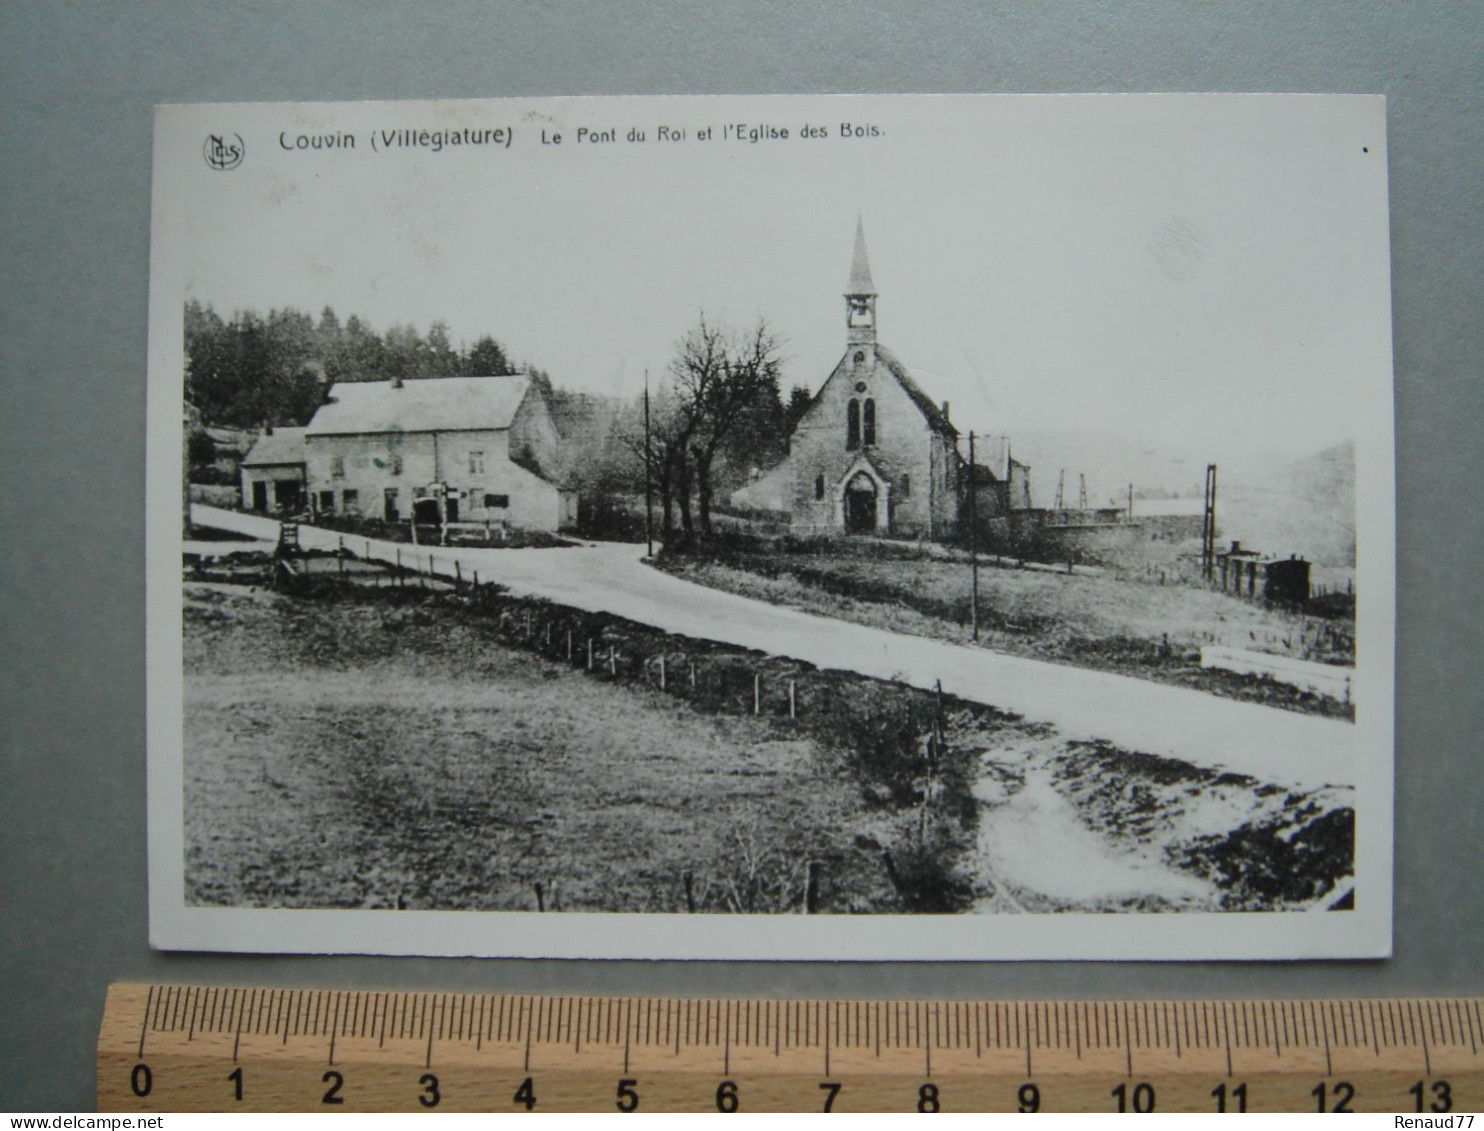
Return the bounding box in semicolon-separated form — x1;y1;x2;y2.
317;490;335;512
863;398;876;446
846;399;860;450
814;474;825;500
330;455;345;478
341;489;359;512
469;450;485;475
485;493;510;509
901;473;910;498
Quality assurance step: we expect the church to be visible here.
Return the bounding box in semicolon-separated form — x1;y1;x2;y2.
732;221;1024;540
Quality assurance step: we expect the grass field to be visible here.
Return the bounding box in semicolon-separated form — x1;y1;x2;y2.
184;583;917;914
183;575;1355;916
655;542;1355;718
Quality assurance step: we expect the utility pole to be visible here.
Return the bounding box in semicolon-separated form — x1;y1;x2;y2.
1201;462;1218;579
642;368;655;559
1054;469;1065;511
968;431;979;641
1078;473;1088;511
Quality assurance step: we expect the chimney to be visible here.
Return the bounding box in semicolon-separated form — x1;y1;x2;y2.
391;373;403;389
941;400;950;421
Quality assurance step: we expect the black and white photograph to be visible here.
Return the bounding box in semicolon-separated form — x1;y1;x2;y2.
147;94;1395;959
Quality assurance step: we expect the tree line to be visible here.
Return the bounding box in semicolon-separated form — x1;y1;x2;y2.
185;301;544;430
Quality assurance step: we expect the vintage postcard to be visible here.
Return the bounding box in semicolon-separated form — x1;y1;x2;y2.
148;94;1394;959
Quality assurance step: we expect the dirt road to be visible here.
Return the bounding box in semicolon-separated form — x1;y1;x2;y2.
190;506;1356;789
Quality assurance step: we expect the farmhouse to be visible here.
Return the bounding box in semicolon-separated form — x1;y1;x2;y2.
732;221;1022;539
239;373;576;531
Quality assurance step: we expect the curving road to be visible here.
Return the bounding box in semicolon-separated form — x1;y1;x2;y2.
190;505;1356;790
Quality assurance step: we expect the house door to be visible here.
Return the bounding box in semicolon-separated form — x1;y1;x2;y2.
444;497;459;523
383;488;399;522
844;474;877;535
273;480;302;512
251;481;268;512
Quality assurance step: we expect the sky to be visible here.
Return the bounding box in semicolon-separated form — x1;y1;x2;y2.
154;94;1393;466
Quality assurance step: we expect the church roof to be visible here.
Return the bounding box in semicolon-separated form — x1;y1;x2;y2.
846;217;876;295
306;374;531;436
873;345;956;436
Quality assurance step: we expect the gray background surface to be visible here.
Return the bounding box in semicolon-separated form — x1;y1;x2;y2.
1;1;1479;1111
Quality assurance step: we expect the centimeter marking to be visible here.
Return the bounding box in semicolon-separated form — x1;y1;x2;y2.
99;985;1484;1113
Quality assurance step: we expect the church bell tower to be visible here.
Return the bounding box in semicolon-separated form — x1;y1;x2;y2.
845;217;877;347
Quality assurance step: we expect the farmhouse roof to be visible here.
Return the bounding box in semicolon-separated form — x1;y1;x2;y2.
306;374;531;436
241;427;308;466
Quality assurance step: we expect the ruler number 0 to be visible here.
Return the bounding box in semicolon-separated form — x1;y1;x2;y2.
129;1063;152;1098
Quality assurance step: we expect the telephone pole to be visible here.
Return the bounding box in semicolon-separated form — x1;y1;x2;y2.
643;369;655;558
968;431;979;641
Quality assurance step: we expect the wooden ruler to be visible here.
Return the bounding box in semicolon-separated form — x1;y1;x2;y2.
98;985;1482;1113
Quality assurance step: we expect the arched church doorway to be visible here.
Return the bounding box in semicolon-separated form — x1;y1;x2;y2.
844;472;877;534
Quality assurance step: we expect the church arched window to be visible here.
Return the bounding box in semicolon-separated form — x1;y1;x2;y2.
863;398;876;446
854;351;865;365
846;399;860;450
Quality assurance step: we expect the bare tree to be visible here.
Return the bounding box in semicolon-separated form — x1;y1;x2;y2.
669;314;783;539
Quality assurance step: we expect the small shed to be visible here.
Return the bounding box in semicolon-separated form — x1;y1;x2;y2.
240;428;308;514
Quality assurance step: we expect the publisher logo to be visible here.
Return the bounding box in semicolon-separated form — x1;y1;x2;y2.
203;133;245;171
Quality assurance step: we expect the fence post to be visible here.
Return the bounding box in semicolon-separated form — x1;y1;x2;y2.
609;645;617;676
689;663;697;692
659;655;666;691
683;871;696;914
337;536;345;579
567;630;573;662
753;673;761;714
396;548;403;588
587;639;594;671
455;560;462;591
525;611;532;637
534;882;545;913
788;679;797;719
804;861;822;915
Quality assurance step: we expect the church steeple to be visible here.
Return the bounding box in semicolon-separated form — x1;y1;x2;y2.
845;217;877;346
